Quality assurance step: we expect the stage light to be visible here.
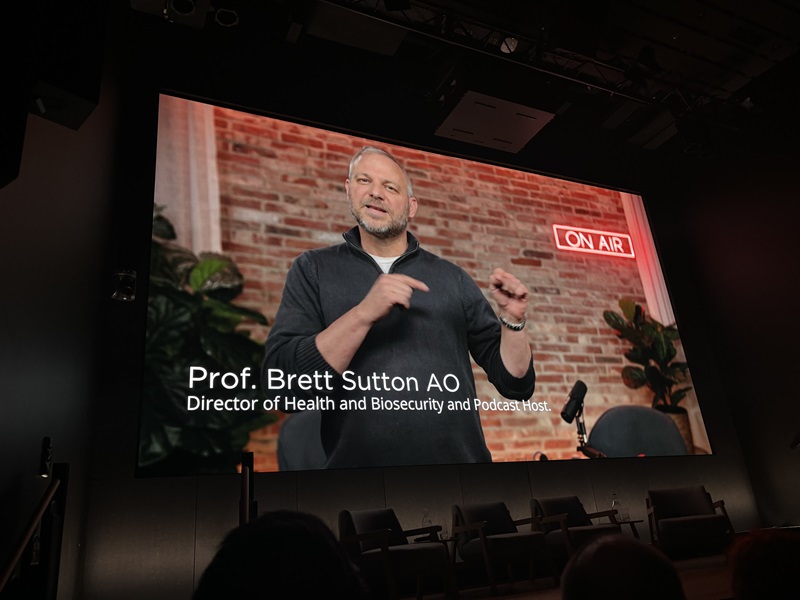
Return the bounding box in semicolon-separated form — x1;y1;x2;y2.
500;37;518;54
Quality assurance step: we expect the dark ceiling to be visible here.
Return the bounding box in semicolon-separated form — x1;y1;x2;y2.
125;0;800;191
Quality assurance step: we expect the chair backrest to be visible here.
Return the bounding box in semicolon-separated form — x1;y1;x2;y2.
277;410;327;471
532;496;593;532
453;501;517;545
646;486;716;521
338;508;409;557
588;406;688;457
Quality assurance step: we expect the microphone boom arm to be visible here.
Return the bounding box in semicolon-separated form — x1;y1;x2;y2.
575;407;607;459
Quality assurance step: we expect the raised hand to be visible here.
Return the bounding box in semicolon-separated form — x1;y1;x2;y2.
489;267;528;323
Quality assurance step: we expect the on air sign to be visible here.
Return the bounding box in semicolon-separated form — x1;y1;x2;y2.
553;224;635;258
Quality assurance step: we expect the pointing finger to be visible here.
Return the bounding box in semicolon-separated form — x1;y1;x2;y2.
389;274;430;292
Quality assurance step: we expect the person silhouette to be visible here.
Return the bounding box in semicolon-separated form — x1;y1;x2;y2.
728;527;800;599
561;534;686;600
193;509;370;599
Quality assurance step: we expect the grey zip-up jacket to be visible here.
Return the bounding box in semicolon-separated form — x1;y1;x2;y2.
262;227;536;469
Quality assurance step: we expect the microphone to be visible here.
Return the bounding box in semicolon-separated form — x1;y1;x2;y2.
560;380;588;424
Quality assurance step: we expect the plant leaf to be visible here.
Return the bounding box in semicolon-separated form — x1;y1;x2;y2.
197;252;245;301
670;386;693;405
603;310;628;333
621;366;647;389
650;331;669;364
199;326;264;371
619;298;637;322
202;296;268;331
152;213;177;240
623;346;649;366
189;258;230;292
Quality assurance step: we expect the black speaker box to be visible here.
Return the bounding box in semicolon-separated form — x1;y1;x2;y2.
26;0;109;131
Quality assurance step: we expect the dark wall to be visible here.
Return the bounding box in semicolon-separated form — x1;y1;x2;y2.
645;152;800;527
0;80;116;600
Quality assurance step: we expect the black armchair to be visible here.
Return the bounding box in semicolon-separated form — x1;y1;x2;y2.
451;501;558;595
338;507;458;600
646;485;735;559
588;405;689;457
531;496;623;570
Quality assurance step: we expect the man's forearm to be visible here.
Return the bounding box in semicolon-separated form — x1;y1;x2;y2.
499;326;534;378
316;273;429;373
314;305;373;374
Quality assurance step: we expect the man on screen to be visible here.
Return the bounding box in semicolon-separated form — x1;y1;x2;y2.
261;146;535;469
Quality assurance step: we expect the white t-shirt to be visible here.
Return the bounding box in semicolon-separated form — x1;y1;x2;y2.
370;254;400;274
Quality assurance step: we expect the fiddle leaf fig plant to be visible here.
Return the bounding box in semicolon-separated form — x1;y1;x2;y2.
139;207;276;475
603;298;692;411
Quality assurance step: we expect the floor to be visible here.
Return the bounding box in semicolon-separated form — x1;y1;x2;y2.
412;555;733;600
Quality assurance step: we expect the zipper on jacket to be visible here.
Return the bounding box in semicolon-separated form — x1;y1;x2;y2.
343;229;420;274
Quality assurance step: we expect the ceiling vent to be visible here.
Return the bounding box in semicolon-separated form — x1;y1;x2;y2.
434;91;555;153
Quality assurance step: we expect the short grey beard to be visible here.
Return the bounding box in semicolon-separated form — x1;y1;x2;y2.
350;204;409;240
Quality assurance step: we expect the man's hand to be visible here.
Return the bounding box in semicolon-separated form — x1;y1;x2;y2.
489;268;528;323
356;274;430;324
316;273;428;373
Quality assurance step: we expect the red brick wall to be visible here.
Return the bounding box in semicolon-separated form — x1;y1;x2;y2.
212;107;651;470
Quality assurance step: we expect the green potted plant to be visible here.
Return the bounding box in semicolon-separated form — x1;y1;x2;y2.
138;207;276;476
602;298;694;449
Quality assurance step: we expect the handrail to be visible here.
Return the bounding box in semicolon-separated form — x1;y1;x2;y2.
0;478;61;593
239;452;257;526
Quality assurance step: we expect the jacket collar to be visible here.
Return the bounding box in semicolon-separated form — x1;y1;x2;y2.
342;226;420;256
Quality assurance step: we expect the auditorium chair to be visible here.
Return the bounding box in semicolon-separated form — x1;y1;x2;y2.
646;485;735;559
338;507;458;600
451;501;558;595
530;495;623;571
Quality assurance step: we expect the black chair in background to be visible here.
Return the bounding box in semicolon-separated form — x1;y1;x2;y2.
588;405;689;457
646;485;735;560
338;507;458;600
451;501;558;595
530;496;623;571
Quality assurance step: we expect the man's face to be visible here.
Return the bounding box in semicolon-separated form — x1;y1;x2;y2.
346;153;417;240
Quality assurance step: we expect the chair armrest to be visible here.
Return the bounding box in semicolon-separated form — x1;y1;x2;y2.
513;516;536;528
452;520;487;535
539;512;569;528
713;500;735;533
404;524;442;540
587;509;618;523
646;502;659;543
341;528;392;549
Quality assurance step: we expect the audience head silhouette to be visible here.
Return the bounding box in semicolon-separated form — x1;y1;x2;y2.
193;509;370;599
729;527;800;599
561;535;686;600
